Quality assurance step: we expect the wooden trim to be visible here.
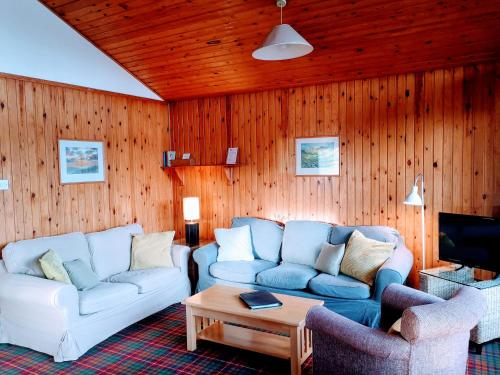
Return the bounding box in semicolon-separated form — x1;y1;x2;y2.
0;72;165;103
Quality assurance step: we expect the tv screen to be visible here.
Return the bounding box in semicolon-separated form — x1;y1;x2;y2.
439;212;500;273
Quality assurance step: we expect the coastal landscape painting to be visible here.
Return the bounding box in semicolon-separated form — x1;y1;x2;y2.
296;136;339;176
59;140;105;184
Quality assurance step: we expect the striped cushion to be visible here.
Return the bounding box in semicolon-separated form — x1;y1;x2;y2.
340;230;394;286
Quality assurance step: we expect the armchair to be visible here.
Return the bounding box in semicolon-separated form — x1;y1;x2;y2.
306;284;486;375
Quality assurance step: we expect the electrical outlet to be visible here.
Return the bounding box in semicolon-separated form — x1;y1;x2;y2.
0;180;9;191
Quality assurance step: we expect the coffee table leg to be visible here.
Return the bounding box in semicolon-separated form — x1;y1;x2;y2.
290;326;302;375
186;306;197;351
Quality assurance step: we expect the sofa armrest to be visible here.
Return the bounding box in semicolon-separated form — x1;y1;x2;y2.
373;238;413;301
380;284;442;330
306;305;409;360
192;242;218;291
0;273;79;325
171;244;190;275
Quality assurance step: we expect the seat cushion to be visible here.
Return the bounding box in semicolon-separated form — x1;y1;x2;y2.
78;282;138;315
330;225;400;245
86;224;143;280
308;273;371;299
231;217;284;263
2;232;90;276
281;221;332;267
256;263;318;290
209;260;277;284
107;267;181;294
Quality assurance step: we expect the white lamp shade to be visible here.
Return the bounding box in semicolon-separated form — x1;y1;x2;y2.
183;197;200;221
252;24;313;61
404;185;423;206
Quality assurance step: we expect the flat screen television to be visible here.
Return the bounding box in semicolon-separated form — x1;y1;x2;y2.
439;212;500;273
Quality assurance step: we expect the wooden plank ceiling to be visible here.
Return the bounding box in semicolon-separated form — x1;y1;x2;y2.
41;0;500;100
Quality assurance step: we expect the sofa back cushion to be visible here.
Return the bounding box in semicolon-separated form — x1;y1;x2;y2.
330;225;400;245
2;232;90;276
231;217;283;263
86;224;143;280
281;220;332;267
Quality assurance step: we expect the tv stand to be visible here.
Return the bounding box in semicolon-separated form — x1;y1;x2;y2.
419;265;500;350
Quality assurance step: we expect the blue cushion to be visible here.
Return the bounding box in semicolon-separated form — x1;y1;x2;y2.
281;221;332;267
209;260;277;284
308;273;371;299
231;217;283;263
63;259;99;291
330;225;399;245
256;263;318;290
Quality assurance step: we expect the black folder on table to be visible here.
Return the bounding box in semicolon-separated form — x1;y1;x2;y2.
239;290;283;310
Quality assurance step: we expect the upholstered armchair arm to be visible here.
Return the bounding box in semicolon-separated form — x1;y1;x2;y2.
0;273;79;325
373;238;413;301
401;286;486;342
171;244;190;275
380;283;442;330
306;305;410;360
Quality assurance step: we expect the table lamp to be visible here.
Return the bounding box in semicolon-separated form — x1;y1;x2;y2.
404;173;425;270
183;197;200;246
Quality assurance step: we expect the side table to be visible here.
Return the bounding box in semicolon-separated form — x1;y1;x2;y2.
419;265;500;353
174;238;214;295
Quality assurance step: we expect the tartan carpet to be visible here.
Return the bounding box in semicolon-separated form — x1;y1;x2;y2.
0;303;498;374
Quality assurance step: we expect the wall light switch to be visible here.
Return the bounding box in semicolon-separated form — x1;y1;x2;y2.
0;180;9;191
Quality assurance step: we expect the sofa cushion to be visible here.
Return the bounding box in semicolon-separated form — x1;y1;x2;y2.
281;221;332;267
209;260;277;284
63;259;100;291
39;249;72;284
256;263;318;290
130;231;175;270
78;282;138;315
308;273;371;299
231;217;283;263
2;232;90;276
215;225;254;262
314;243;345;276
86;224;143;280
340;230;395;286
330;225;400;245
107;267;181;294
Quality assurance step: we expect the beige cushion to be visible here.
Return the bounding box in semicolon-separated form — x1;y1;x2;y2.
340;230;394;286
39;249;71;284
130;232;175;270
388;317;402;335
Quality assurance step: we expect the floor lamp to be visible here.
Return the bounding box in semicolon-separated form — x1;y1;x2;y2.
404;173;426;270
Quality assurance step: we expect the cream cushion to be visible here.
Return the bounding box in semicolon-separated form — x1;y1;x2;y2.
388;317;402;335
39;249;71;284
130;231;175;270
340;229;394;286
215;225;254;262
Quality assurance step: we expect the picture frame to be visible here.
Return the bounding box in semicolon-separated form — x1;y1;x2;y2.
58;139;105;184
295;136;340;176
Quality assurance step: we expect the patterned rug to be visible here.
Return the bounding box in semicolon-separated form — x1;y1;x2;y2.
0;303;498;374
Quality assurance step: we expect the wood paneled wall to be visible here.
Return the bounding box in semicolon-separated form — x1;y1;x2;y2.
170;63;500;284
0;74;173;250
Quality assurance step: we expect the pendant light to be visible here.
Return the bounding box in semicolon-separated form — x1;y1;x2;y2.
252;0;313;61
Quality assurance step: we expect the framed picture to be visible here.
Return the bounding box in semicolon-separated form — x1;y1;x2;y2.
295;136;340;176
58;140;105;184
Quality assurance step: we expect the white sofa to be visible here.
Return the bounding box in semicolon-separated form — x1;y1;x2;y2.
0;224;190;362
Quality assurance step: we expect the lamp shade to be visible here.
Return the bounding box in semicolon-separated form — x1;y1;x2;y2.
183;197;200;221
252;24;313;61
404;185;423;206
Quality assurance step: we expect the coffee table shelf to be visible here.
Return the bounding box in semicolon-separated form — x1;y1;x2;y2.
198;321;290;359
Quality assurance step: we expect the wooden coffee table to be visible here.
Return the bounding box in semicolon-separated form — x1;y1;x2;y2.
182;285;324;375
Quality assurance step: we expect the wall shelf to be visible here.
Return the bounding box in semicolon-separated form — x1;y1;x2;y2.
162;164;239;186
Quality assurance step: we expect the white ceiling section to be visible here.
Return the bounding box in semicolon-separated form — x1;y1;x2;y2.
0;0;162;101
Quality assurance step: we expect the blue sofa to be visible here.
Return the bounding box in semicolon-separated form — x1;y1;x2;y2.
193;217;413;327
